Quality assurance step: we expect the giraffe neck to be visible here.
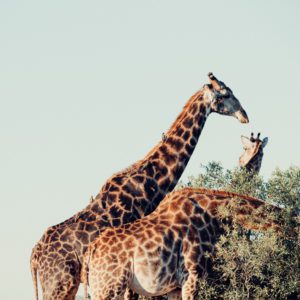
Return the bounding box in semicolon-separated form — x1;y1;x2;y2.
157;188;280;231
86;89;210;222
199;189;279;231
245;152;264;175
142;90;210;193
54;90;211;256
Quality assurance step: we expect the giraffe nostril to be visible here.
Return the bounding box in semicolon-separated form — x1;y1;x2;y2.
240;109;249;123
235;110;249;124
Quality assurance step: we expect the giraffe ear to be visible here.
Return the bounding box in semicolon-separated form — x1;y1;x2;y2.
262;137;268;148
241;136;253;149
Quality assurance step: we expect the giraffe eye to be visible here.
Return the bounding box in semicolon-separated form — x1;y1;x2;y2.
217;100;224;110
220;89;230;98
215;94;222;101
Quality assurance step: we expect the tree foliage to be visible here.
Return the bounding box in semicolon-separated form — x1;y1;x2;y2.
187;163;300;299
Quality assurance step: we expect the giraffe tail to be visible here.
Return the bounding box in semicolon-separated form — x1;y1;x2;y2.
30;244;40;300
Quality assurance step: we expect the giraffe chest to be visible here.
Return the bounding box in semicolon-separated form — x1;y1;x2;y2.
131;254;180;297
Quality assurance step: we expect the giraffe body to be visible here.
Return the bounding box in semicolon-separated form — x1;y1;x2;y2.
83;188;280;300
30;73;249;299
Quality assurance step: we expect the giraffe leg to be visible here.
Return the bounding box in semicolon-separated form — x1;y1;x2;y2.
181;272;199;300
93;287;127;300
90;271;131;300
168;288;182;299
117;286;169;300
124;290;168;300
39;250;82;300
92;292;124;300
43;274;80;300
43;266;80;300
124;288;139;300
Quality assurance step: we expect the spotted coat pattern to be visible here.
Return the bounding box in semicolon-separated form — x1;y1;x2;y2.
30;73;249;300
83;188;280;300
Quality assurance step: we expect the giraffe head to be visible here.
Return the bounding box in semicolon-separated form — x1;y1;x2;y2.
204;72;249;123
239;132;268;171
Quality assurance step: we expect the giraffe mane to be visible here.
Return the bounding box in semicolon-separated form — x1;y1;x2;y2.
182;187;258;200
165;89;204;136
178;187;280;210
142;89;204;161
112;160;144;177
107;89;205;176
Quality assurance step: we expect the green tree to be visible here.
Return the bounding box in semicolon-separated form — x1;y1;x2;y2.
192;164;300;299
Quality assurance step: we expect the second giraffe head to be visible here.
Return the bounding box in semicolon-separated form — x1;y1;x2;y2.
239;132;269;173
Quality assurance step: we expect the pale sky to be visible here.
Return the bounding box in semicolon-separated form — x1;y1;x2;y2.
0;1;299;299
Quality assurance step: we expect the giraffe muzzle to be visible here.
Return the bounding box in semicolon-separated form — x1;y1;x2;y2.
235;109;249;124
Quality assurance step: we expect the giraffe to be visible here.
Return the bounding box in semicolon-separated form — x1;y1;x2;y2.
134;133;269;300
128;133;269;300
30;73;249;300
239;132;268;174
83;188;280;300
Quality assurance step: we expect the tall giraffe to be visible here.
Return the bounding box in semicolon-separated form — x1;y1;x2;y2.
239;132;268;174
30;73;249;300
83;188;280;300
